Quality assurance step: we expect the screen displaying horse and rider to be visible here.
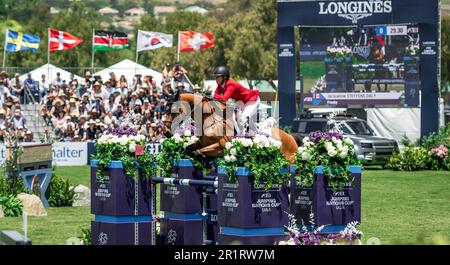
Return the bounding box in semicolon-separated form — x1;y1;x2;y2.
300;24;421;107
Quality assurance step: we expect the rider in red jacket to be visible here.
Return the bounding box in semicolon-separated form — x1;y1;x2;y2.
213;66;260;134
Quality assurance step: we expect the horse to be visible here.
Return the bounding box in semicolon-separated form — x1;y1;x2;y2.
163;91;299;164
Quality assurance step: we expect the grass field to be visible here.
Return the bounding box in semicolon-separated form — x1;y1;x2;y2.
1;167;449;245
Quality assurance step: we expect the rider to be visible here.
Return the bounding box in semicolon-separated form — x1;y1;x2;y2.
212;66;260;134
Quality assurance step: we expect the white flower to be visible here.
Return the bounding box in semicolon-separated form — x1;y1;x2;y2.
253;137;261;145
224;155;231;162
184;130;191;137
119;136;128;145
302;137;310;144
274;141;282;148
183;142;189;148
332;137;338;143
301;152;310;161
339;150;348;158
244;139;253;147
225;142;232;149
129;143;136;153
344;138;354;145
191;136;199;143
230;155;237;162
230;148;237;156
298;147;305;154
328;149;338;157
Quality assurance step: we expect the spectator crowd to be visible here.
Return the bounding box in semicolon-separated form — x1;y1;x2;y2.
0;62;191;142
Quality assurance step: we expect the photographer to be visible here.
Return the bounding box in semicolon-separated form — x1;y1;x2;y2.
172;61;188;83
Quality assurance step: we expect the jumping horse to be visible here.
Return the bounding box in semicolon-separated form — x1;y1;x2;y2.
163;91;299;164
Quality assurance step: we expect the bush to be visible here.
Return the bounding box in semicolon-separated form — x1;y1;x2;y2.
428;145;450;171
421;123;450;150
79;227;91;245
0;177;27;197
0;194;23;217
386;146;429;171
45;175;75;207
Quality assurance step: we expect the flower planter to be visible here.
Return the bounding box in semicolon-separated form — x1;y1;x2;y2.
90;160;153;245
159;159;204;245
217;166;289;245
290;165;361;233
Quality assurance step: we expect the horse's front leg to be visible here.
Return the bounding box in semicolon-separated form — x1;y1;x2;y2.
194;142;224;157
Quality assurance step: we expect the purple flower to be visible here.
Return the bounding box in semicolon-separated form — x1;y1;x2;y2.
308;130;343;143
105;126;138;137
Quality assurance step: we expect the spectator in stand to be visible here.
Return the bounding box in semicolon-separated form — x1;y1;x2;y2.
11;109;26;130
0;78;11;102
62;121;75;141
0;109;8;129
0;71;9;88
67;97;79;123
143;75;157;92
118;75;128;89
82;71;93;88
162;63;173;81
39;74;49;102
10;73;24;103
131;74;143;91
50;98;64;120
51;72;63;91
86;119;97;140
172;62;188;83
53;110;68;139
81;93;92;111
24;73;38;102
109;72;117;88
24;130;33;142
113;104;124;119
91;82;108;103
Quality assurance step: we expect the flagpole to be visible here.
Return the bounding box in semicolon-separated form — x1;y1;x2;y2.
135;30;139;75
47;28;50;80
2;29;8;69
91;29;95;72
177;31;180;62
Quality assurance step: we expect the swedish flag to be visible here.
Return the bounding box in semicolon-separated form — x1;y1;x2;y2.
5;29;40;53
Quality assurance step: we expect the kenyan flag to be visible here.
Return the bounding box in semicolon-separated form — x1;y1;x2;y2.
93;31;129;51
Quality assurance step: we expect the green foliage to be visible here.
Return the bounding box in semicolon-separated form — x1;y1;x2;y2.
0;194;23;217
294;136;360;191
79;227;91;245
386;146;429;171
157;136;207;178
45;175;76;207
0;176;27;197
420;123;450;150
217;136;290;190
92;138;157;182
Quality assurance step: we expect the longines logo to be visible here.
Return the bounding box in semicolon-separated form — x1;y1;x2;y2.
318;0;393;24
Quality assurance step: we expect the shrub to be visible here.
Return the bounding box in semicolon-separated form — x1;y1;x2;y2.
45;175;75;207
0;177;27;197
79;227;91;245
428;145;450;171
0;194;23;217
386;146;429;171
421;123;450;150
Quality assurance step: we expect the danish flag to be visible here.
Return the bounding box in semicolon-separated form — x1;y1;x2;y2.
49;28;82;51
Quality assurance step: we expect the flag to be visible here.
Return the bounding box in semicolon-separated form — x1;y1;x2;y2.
5;29;40;53
93;31;129;51
49;28;82;51
135;145;145;156
178;31;214;53
137;30;173;52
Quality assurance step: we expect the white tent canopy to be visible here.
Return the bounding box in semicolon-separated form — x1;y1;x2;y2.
93;59;163;87
20;64;82;83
